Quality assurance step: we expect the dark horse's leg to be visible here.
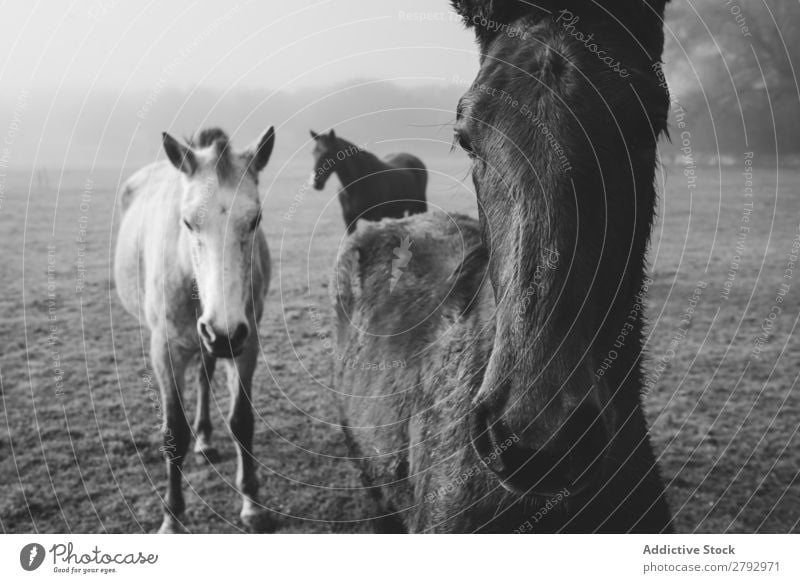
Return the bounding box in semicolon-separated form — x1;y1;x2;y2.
150;329;192;534
224;338;276;532
193;350;219;462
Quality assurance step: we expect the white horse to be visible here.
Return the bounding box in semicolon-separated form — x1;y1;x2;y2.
114;127;275;533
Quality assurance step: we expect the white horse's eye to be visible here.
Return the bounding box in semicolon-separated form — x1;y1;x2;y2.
182;219;194;231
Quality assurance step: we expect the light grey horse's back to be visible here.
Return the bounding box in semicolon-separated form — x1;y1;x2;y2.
119;161;174;214
114;161;180;324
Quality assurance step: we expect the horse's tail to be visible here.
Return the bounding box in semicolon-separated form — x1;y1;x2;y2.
407;156;427;209
415;162;428;205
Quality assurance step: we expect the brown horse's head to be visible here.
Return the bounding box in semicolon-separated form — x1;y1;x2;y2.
162;127;274;358
452;1;668;497
309;129;340;190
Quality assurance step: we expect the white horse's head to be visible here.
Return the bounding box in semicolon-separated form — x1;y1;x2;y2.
162;127;274;357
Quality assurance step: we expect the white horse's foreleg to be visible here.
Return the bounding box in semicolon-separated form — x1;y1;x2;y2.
224;340;275;533
193;350;218;462
150;330;192;534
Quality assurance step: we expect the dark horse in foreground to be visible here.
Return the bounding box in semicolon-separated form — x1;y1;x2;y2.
309;129;427;233
331;0;673;532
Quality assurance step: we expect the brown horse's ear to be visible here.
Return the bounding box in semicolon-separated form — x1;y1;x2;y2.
310;129;319;140
248;126;275;173
328;129;336;140
162;133;197;175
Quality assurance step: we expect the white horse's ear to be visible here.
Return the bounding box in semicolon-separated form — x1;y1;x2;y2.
310;129;319;140
162;133;196;175
249;126;275;173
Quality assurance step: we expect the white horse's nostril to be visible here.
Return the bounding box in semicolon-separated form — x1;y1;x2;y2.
198;319;248;353
198;320;216;343
230;322;250;346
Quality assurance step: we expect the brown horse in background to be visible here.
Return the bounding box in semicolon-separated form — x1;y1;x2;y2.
309;129;427;233
330;0;673;532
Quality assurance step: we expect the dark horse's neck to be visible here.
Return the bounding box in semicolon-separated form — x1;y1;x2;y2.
332;139;384;192
504;9;670;532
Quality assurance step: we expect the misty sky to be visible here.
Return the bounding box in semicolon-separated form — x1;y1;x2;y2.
0;1;722;169
0;0;479;94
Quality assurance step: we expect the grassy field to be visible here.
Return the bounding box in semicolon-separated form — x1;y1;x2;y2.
1;153;798;533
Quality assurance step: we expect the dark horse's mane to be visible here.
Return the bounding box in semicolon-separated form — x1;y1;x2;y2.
330;134;384;173
451;0;669;57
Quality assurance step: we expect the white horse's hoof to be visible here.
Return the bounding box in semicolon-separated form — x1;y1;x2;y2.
157;516;187;534
241;508;276;533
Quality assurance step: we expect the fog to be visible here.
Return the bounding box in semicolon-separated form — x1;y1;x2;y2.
0;0;797;170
